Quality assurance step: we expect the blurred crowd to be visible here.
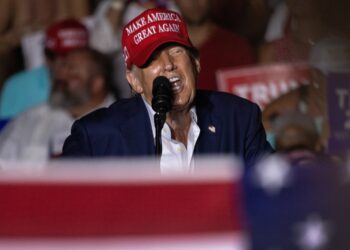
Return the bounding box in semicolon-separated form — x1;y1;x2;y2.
0;0;349;164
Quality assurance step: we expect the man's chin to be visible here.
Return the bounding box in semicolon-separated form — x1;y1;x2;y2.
51;92;91;110
49;94;66;109
170;102;192;113
49;93;75;110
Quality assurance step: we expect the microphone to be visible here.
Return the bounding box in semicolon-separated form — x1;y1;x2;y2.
151;76;173;156
152;76;173;113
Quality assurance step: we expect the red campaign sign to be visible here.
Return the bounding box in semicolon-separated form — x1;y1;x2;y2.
216;63;312;109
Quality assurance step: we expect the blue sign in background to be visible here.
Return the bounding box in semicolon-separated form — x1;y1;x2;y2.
327;72;350;153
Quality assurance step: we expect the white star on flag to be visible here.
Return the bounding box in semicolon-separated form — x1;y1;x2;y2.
294;214;330;250
254;155;292;195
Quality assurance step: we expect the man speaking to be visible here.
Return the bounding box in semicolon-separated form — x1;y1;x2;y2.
62;8;273;172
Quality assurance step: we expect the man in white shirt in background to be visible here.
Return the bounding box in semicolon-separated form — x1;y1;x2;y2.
0;47;114;165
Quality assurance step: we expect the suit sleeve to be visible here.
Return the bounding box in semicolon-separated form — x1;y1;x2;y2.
244;103;274;168
62;120;93;157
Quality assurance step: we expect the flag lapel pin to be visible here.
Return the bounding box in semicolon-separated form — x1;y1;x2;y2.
208;125;216;133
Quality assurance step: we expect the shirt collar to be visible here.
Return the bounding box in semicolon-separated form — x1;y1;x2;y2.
141;96;198;139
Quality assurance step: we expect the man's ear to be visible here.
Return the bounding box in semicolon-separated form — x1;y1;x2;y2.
126;69;143;94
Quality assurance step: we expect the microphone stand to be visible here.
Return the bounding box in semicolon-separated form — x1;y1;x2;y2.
154;112;166;156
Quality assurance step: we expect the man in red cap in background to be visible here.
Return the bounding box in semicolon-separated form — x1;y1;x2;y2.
0;20;114;164
0;19;89;120
0;46;115;164
63;8;272;172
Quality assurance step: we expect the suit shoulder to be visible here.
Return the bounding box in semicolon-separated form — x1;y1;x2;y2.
197;90;259;110
77;96;142;126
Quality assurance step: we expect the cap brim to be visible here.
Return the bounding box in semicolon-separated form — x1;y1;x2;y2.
131;37;193;68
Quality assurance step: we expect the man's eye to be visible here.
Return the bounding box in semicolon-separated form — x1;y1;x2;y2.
170;47;184;55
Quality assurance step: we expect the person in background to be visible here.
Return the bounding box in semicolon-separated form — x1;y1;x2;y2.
122;0;179;24
174;0;255;91
0;0;90;91
262;36;350;150
62;8;272;172
272;112;320;165
21;0;90;70
18;1;128;100
263;0;289;43
258;0;329;64
0;48;114;164
0;0;25;92
0;19;89;120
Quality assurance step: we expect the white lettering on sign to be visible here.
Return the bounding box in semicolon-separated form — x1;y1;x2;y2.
252;83;270;105
234;85;249;99
336;88;349;109
232;79;305;109
345;110;350;130
335;88;350;130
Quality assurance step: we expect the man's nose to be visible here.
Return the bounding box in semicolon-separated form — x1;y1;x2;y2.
159;52;175;72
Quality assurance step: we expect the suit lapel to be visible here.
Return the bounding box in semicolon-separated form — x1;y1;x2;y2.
195;92;222;154
117;92;223;155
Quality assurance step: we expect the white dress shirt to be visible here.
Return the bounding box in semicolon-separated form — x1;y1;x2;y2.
143;97;201;174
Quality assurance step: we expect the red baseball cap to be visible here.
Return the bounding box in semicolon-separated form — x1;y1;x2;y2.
122;8;194;69
44;19;89;55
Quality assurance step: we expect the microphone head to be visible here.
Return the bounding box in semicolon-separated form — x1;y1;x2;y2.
152;76;173;113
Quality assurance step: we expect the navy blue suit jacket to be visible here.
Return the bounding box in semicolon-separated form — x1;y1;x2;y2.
62;90;273;167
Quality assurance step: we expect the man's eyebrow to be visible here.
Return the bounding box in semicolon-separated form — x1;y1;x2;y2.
140;43;187;68
141;52;159;68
